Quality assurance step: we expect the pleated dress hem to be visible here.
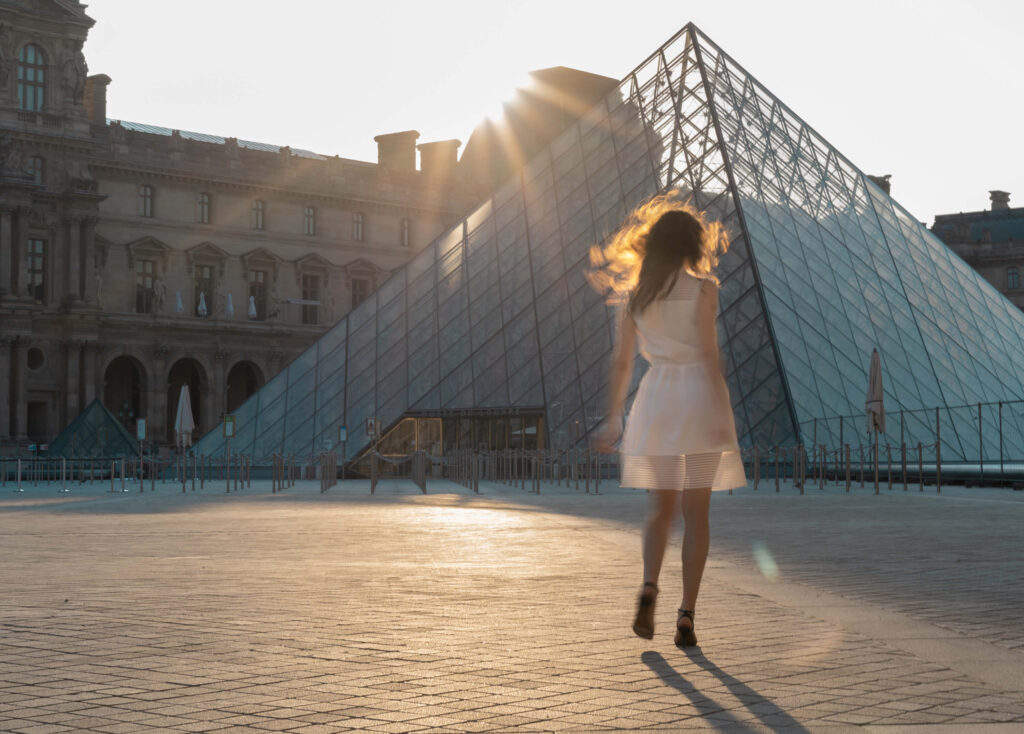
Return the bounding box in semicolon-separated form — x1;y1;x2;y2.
620;449;746;491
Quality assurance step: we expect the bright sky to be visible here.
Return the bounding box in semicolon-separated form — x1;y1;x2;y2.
84;0;1023;225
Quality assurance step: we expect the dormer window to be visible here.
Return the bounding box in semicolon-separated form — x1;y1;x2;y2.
303;205;316;235
353;211;364;242
251;199;265;230
1008;266;1020;291
27;156;44;185
196;192;210;224
18;44;46;112
138;184;153;217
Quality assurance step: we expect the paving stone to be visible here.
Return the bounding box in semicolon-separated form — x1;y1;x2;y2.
0;479;1022;732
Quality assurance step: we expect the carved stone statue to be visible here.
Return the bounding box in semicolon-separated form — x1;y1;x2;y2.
0;24;14;81
153;276;167;313
0;135;28;178
62;41;87;103
268;283;280;321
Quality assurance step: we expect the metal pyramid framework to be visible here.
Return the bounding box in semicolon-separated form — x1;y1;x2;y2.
193;24;1024;463
48;399;140;458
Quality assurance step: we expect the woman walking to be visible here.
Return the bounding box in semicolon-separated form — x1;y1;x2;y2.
591;193;746;647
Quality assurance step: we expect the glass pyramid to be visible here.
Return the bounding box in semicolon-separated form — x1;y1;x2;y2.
192;24;1024;464
48;399;140;458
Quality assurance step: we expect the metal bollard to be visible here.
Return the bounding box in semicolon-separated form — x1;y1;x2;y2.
774;445;779;492
845;444;851;492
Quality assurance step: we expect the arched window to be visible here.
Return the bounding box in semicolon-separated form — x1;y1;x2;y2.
18;44;46;112
251;200;265;230
196;192;210;224
27;156;44;185
303;205;316;235
401;218;410;247
1008;266;1020;290
352;211;364;242
138;184;153;217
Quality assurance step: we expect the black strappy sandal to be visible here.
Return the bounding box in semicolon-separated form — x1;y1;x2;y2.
632;582;658;639
675;609;697;647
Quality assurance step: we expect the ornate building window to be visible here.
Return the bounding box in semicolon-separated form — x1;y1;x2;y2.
401;217;410;247
27;156;44;185
249;269;267;321
194;263;214;317
17;44;46;112
251;199;265;230
135;259;155;313
196;192;210;224
352;212;364;242
138;184;153;217
1008;266;1020;290
301;273;320;325
351;277;369;309
27;238;46;303
303;205;316;236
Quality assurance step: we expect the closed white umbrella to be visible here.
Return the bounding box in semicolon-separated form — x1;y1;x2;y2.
247;295;258;319
866;348;885;434
174;291;184;314
865;348;884;493
174;384;196;449
225;293;234;317
197;292;208;317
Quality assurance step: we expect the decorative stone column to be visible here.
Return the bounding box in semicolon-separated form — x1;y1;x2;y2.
13;337;28;438
213;350;228;424
0;336;12;438
151;344;168;443
82;216;98;303
13;206;30;300
65;214;82;304
65;340;81;426
82;342;97;407
0;207;12;299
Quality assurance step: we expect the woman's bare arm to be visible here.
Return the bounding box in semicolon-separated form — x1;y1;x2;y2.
696;279;722;372
595;306;636;451
607;307;637;420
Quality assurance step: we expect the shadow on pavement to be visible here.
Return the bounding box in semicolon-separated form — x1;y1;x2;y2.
642;650;810;733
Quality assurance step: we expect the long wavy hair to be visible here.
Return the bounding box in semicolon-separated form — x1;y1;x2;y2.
588;191;730;315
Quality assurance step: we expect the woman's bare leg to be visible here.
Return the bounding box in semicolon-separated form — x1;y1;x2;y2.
642;490;679;587
679;487;712;623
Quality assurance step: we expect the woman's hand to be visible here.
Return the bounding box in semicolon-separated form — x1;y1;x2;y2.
593;420;621;454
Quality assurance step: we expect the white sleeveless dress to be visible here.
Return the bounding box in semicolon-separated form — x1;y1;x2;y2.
619;272;747;491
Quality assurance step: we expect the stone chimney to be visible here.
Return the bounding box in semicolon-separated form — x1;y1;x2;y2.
990;190;1011;211
867;174;891;194
417;139;461;180
373;130;420;172
83;74;111;129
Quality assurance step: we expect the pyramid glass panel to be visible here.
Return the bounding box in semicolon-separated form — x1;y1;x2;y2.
192;24;1024;467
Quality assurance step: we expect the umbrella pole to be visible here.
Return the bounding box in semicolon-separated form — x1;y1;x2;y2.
874;430;879;495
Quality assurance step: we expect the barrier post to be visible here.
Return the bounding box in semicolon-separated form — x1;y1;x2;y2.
774;445;779;492
918;442;924;492
120;458;126;492
936;407;941;494
860;444;864;487
845;444;851;492
978;402;983;482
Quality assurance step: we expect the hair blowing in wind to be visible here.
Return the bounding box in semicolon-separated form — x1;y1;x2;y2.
587;191;730;313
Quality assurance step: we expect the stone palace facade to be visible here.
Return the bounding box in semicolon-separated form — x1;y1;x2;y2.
0;0;477;447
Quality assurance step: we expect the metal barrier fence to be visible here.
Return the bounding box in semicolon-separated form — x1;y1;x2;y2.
6;440;1020;496
800;399;1024;474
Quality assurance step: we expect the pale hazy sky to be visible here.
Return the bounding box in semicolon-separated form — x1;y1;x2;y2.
84;0;1023;224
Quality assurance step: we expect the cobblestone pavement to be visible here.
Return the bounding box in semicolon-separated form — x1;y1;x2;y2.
0;477;1022;733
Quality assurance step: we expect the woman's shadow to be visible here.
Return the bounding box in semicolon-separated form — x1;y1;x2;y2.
641;649;810;733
